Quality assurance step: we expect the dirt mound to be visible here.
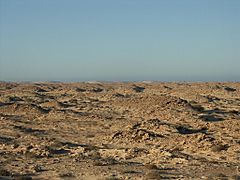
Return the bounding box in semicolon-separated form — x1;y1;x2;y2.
0;103;50;114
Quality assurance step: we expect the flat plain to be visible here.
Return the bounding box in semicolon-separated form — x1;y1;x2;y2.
0;82;239;179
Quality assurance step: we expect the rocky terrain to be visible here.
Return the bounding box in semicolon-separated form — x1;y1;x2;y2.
0;82;239;179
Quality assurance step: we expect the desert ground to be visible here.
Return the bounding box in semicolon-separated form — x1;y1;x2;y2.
0;82;239;179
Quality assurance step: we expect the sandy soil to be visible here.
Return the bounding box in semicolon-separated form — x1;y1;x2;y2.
0;82;239;179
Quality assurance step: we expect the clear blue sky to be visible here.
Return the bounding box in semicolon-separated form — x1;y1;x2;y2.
0;0;239;82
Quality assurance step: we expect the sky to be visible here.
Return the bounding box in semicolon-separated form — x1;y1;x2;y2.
0;0;240;82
